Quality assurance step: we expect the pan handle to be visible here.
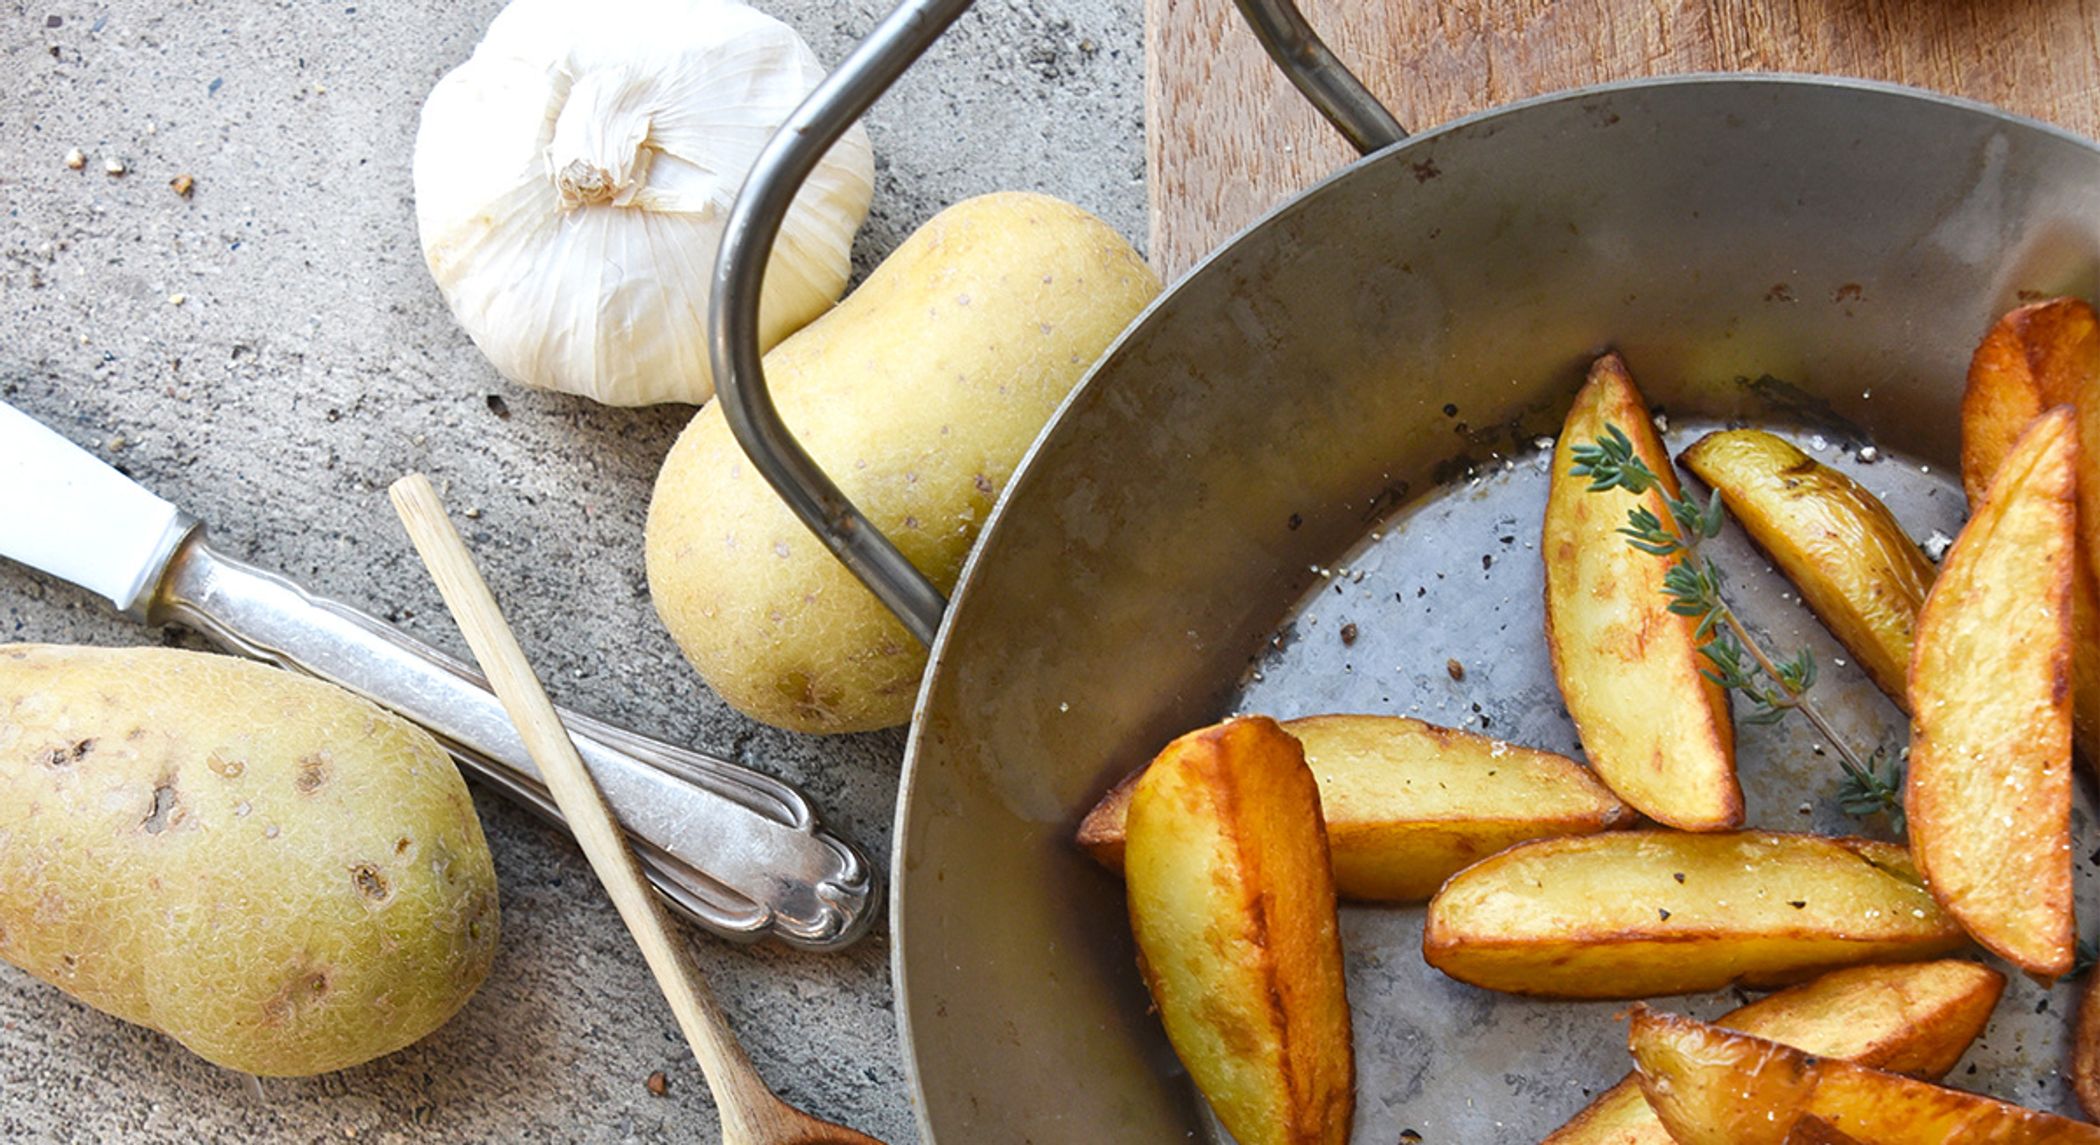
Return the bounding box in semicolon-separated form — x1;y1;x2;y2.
1231;0;1407;153
709;0;1404;645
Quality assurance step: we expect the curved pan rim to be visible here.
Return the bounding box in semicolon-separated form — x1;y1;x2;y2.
889;71;2100;1143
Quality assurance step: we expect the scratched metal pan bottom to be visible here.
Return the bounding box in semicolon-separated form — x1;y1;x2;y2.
891;76;2100;1141
1223;414;2097;1141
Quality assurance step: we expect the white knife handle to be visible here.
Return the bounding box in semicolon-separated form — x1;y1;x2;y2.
149;531;875;950
0;401;192;615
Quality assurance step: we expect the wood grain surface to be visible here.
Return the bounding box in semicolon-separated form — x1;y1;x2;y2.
1147;0;2100;279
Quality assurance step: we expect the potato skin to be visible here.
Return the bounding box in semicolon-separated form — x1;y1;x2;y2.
1077;713;1630;902
1125;717;1352;1145
646;192;1162;734
1629;1008;2100;1145
1962;297;2100;764
1422;831;1964;999
1678;430;1935;709
2076;974;2100;1120
1961;298;2100;540
0;645;499;1076
1908;408;2076;980
1544;960;2001;1144
1544;354;1739;829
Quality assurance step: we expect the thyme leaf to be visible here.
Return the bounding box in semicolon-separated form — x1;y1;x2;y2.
1582;424;1905;831
1834;748;1908;836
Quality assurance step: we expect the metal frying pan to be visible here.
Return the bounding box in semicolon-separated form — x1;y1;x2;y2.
712;0;2100;1138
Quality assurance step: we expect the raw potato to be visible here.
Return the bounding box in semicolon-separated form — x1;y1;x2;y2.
1421;831;1964;999
1544;354;1740;829
1908;408;2076;980
1628;1007;2100;1144
1076;713;1631;901
647;192;1162;734
1962;297;2100;762
0;645;499;1076
1543;959;2002;1144
1125;717;1351;1145
1679;429;1935;710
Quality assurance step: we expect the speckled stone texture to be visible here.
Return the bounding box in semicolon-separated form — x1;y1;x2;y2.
0;1;1145;1140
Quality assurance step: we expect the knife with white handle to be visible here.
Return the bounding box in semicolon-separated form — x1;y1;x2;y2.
0;400;873;951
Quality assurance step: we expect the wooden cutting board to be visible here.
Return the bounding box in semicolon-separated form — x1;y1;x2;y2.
1146;0;2100;280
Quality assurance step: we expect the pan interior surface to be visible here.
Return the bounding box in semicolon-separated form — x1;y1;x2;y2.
895;76;2100;1142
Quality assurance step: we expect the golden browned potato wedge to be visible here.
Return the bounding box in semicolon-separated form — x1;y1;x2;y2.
1963;298;2100;535
2065;583;2100;767
1074;771;1141;866
1909;407;2077;980
1544;960;2002;1145
1545;354;1739;830
1421;831;1965;999
1628;1006;2100;1144
1961;299;2093;504
1125;717;1352;1145
2076;975;2100;1121
1962;297;2100;763
1076;714;1632;901
1678;429;1935;709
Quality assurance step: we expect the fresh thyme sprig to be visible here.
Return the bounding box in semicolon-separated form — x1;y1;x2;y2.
1835;749;1907;836
1571;425;1906;830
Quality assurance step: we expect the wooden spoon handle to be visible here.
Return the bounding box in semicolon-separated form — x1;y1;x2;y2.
388;474;789;1135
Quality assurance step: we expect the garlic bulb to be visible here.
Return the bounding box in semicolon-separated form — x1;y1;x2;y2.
413;0;874;406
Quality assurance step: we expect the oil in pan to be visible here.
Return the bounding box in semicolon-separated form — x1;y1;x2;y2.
1228;408;2093;1143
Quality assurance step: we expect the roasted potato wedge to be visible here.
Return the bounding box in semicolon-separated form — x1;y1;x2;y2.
1962;297;2100;763
1962;297;2100;549
1544;354;1739;830
2065;579;2100;767
1125;717;1352;1145
1075;772;1141;865
1678;429;1935;709
1908;407;2076;980
1629;1006;2100;1144
1544;960;2002;1144
2076;975;2100;1121
1077;714;1632;901
1422;831;1964;999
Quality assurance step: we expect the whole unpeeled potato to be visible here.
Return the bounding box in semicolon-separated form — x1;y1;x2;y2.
647;191;1161;733
0;645;499;1076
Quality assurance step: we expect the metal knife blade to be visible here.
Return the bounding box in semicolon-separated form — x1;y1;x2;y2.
0;398;873;949
0;400;195;615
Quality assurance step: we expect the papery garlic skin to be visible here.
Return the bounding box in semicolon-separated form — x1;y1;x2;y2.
414;0;874;407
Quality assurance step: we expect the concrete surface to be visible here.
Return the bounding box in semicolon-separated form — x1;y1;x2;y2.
0;1;1145;1140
